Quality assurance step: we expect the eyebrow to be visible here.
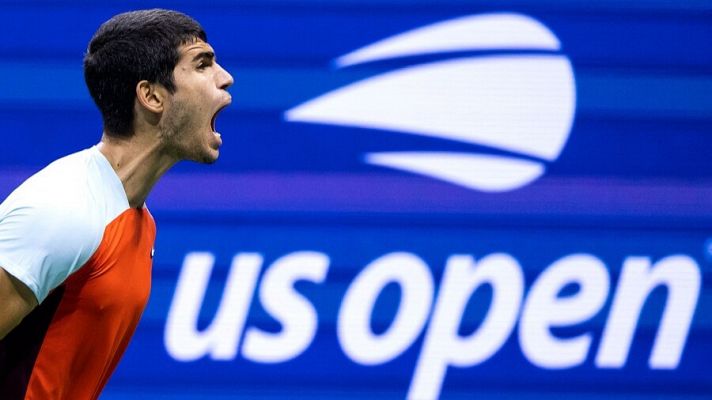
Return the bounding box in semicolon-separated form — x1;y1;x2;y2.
191;51;215;63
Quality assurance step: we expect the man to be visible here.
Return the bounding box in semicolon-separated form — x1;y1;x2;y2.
0;9;233;398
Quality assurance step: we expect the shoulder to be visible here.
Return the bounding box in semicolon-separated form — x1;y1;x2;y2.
0;148;130;302
2;147;128;226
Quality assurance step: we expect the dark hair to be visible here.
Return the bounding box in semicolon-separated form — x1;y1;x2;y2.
83;9;207;137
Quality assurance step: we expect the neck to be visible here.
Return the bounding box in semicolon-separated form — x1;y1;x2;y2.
97;132;178;209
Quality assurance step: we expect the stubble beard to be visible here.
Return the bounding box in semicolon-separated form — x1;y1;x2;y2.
160;99;214;164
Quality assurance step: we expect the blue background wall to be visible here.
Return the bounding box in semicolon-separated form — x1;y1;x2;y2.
1;1;710;399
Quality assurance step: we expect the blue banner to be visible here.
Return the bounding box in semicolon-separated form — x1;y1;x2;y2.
1;1;710;398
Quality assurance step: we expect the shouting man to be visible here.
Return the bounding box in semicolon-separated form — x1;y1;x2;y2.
0;9;233;399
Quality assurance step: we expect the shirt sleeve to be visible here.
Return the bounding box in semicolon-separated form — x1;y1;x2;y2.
0;201;100;304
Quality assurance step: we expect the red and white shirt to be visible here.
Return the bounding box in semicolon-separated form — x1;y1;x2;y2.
0;146;155;399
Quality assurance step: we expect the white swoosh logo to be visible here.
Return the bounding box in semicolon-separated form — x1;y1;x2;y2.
367;152;545;192
336;13;561;67
285;13;576;192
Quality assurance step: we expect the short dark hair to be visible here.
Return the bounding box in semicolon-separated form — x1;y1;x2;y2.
83;9;207;137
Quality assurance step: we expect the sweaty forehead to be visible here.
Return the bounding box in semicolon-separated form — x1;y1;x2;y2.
178;40;215;58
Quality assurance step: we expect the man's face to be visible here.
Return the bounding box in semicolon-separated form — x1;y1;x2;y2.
161;39;234;163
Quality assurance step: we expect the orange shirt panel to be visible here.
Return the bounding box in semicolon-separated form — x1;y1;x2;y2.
25;208;155;399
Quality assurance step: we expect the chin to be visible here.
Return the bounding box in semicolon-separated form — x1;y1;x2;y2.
201;149;220;164
185;148;219;164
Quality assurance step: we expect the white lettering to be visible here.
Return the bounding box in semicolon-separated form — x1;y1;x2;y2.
163;248;702;399
409;254;524;400
164;252;262;361
242;251;330;363
519;254;609;368
338;252;434;365
596;255;701;369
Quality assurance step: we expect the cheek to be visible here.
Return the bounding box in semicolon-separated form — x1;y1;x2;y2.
163;101;191;139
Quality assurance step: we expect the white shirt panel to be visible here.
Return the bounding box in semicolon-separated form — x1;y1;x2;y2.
0;146;129;303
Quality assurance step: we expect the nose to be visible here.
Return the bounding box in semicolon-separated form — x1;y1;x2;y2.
217;63;234;91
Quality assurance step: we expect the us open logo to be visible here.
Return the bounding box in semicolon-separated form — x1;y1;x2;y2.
285;13;576;192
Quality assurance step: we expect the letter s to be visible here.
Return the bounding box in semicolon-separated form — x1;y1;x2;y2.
242;251;330;363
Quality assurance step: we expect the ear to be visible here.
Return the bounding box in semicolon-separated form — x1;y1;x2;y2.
135;80;166;114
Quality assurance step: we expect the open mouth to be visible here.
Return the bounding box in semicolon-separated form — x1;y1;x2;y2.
210;104;229;133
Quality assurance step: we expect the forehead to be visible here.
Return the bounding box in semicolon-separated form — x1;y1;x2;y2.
177;39;215;60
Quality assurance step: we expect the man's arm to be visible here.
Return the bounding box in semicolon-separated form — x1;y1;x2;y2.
0;267;38;339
